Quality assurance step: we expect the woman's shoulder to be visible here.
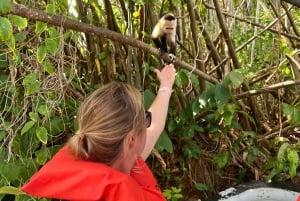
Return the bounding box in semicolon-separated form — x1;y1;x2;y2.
21;145;133;200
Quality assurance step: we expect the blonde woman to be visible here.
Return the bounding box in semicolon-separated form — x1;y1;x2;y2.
22;64;176;201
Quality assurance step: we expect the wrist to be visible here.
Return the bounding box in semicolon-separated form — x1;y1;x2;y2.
158;86;173;95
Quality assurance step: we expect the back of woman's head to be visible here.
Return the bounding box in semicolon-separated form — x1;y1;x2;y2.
67;82;145;165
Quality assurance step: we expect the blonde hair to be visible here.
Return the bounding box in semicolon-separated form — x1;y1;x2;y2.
67;82;146;165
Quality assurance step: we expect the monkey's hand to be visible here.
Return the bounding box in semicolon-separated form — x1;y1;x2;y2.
168;53;177;63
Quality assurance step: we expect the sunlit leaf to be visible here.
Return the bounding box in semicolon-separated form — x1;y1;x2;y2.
287;149;299;178
26;81;41;95
0;17;12;42
36;126;48;144
10;15;28;30
48;27;60;41
29;112;40;122
38;104;51;117
43;62;55;74
35;22;47;34
21;121;35;135
45;39;58;56
37;45;47;63
22;73;36;85
46;3;56;14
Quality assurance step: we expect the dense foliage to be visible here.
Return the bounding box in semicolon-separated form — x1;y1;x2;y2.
0;0;299;200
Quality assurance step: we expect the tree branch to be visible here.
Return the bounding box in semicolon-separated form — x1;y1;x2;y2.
9;3;219;84
282;0;300;8
236;80;300;99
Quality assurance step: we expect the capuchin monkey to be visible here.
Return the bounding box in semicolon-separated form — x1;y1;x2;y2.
151;13;177;66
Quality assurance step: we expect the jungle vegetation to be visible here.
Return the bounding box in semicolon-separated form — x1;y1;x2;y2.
0;0;299;200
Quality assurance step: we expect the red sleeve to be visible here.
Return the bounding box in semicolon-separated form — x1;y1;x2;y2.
297;195;300;201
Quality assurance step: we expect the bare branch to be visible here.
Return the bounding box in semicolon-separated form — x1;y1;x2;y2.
282;0;300;8
9;3;219;84
236;80;300;99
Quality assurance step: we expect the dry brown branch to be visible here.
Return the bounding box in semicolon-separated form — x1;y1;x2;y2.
203;2;300;42
212;0;241;70
9;3;219;84
283;0;300;8
236;80;300;99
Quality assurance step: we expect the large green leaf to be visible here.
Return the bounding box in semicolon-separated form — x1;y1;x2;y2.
155;131;173;153
0;17;12;42
214;84;230;109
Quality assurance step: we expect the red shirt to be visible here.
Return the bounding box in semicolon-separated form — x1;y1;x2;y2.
21;146;166;201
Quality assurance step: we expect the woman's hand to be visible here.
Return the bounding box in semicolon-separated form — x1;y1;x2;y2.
154;64;176;89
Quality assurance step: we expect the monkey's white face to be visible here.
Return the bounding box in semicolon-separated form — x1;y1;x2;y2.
162;20;176;35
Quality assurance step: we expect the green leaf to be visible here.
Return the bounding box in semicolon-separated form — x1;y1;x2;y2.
143;89;155;109
287;149;299;178
212;152;230;169
0;186;25;195
228;70;244;87
155;131;173;153
37;45;47;63
277;143;289;171
35;147;49;165
22;73;36;85
45;39;58;56
29;112;40;122
0;0;11;14
0;17;12;42
0;131;6;141
38;104;51;117
10;15;28;30
195;183;213;192
21;121;35;135
175;70;189;87
35;22;47;34
46;3;56;14
14;32;26;42
36;126;48;144
214;84;230;109
26;81;41;95
43;62;55;74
